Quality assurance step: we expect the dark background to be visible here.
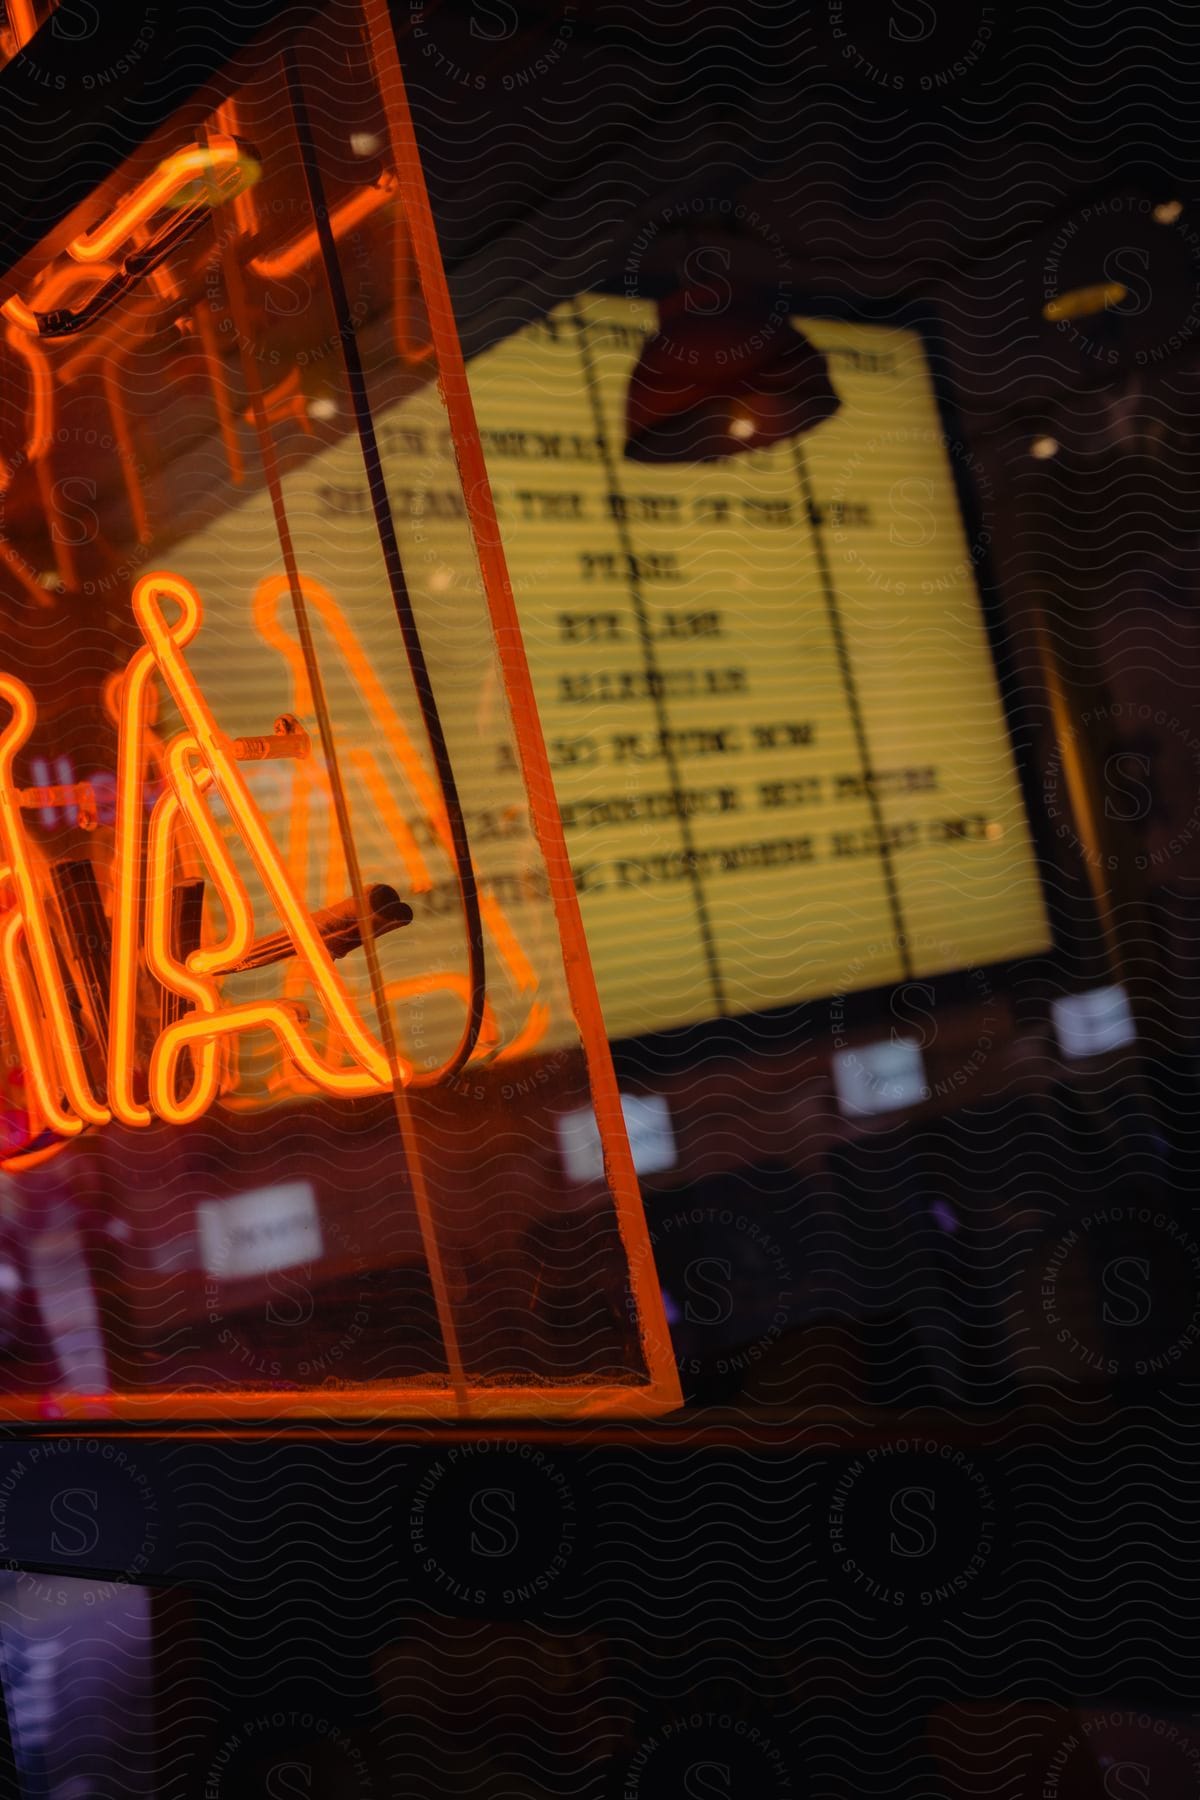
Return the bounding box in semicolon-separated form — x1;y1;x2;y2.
0;1;1199;1795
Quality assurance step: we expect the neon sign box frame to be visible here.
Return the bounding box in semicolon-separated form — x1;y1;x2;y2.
0;0;681;1422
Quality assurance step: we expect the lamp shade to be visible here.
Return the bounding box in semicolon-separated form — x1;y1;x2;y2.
624;287;840;462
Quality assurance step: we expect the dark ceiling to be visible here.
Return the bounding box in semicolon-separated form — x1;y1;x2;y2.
397;0;1200;444
3;0;1200;450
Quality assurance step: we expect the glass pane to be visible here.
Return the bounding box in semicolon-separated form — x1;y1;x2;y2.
0;0;677;1419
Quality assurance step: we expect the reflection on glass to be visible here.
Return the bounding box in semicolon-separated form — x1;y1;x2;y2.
0;0;678;1422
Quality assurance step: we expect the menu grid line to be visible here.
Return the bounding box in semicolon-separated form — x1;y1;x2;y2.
790;437;914;981
570;299;729;1021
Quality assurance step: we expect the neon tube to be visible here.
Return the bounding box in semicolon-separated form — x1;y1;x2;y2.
68;138;248;265
132;571;400;1092
0;677;107;1126
106;649;156;1127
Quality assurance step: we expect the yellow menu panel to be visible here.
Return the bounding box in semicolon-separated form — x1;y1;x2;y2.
168;294;1050;1060
465;295;1050;1038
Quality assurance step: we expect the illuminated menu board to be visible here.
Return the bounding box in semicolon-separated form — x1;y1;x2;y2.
168;295;1050;1062
464;296;1051;1037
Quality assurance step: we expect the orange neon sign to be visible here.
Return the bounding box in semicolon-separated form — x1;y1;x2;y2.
0;566;552;1155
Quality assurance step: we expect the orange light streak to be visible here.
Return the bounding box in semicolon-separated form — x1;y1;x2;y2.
1;296;36;333
154;995;403;1106
1;1135;73;1174
382;970;503;1059
106;646;156;1127
5;321;74;591
193;301;245;487
120;211;181;305
36;457;75;593
391;212;434;367
7;328;52;459
249;172;397;281
68;138;248;264
215;99;259;239
148;263;180;304
3;262;119;335
0;911;78;1138
142;767;222;1125
477;890;549;1063
247;367;313;434
3;0;37;56
0;677;107;1127
479;891;537;997
166;739;253;978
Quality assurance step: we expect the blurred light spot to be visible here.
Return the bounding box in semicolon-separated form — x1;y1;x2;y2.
1030;435;1059;460
351;132;382;157
832;1039;927;1118
1042;282;1127;322
307;396;338;421
1154;199;1184;225
1053;985;1137;1060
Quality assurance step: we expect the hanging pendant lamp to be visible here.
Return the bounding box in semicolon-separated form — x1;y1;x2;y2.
624;286;841;463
